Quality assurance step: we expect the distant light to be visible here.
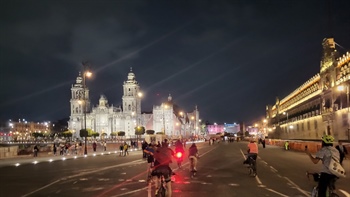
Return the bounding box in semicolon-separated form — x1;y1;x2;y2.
33;161;38;164
15;163;20;167
62;157;66;161
93;154;96;156
74;156;77;159
48;159;53;162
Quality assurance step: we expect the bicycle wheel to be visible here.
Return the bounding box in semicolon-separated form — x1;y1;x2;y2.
311;186;318;197
248;166;253;175
329;192;339;197
156;185;166;197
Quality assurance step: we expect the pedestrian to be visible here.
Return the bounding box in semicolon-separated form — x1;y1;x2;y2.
124;142;129;156
284;141;289;150
93;141;97;152
119;143;124;156
103;141;107;151
335;140;348;166
33;145;39;157
53;144;57;156
142;141;148;158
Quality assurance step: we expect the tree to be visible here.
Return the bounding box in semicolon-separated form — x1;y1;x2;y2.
118;131;125;136
92;132;100;138
146;130;155;135
110;132;117;139
156;132;165;135
62;130;73;140
32;132;44;139
80;129;88;138
135;126;145;148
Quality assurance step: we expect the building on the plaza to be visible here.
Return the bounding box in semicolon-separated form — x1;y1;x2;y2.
266;38;350;141
1;119;51;141
68;68;201;140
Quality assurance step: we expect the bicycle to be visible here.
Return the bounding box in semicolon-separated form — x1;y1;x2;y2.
245;155;257;177
189;157;197;178
306;171;339;197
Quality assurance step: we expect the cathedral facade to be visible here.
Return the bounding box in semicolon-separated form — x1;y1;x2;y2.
68;68;201;140
266;38;350;141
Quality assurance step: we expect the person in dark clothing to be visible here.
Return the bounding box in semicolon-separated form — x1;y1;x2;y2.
33;145;39;157
335;140;348;166
142;141;148;158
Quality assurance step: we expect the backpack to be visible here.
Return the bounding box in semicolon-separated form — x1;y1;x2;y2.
327;150;346;178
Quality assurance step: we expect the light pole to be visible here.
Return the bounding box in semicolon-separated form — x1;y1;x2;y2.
82;62;92;155
283;112;289;136
162;104;168;134
136;92;143;126
337;85;350;142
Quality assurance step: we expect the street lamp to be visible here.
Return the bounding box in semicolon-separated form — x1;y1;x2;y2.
136;92;143;126
283;112;289;135
337;85;350;142
162;104;168;134
82;62;92;155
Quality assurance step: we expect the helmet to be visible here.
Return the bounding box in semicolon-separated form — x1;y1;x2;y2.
322;135;334;144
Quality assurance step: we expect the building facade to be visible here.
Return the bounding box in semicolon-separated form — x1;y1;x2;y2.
68;68;142;139
68;68;200;140
266;38;350;141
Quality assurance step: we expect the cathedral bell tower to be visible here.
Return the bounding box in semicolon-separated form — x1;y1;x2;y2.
122;68;141;115
69;72;91;138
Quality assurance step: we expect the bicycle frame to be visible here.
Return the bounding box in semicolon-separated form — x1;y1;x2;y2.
306;172;339;197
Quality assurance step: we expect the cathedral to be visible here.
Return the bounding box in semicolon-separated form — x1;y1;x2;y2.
68;68;200;140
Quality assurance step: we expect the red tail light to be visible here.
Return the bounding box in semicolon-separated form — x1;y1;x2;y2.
176;152;182;158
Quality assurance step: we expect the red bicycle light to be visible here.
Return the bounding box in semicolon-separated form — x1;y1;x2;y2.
176;152;182;158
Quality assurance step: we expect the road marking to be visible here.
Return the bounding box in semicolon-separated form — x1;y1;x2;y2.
270;166;278;173
265;188;289;197
21;159;146;197
283;177;308;197
339;189;350;197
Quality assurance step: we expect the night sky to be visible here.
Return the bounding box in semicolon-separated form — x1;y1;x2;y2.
1;0;349;125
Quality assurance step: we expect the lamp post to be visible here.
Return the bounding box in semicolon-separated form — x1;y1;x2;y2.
337;85;350;142
162;104;168;134
82;62;92;155
283;112;289;136
136;92;143;126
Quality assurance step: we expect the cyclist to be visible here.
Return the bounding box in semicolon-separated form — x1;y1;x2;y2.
188;143;199;172
305;135;340;197
243;137;258;164
175;139;185;154
150;139;173;197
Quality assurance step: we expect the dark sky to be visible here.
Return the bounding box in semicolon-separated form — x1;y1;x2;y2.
1;0;349;125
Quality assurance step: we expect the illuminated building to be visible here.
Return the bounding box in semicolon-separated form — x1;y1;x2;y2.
266;38;350;141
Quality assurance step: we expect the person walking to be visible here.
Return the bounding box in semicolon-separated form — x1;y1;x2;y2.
53;144;57;156
123;142;129;156
93;141;97;152
103;141;107;151
119;143;124;156
33;145;39;157
335;140;348;166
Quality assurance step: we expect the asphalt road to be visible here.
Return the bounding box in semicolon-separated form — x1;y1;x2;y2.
0;141;349;197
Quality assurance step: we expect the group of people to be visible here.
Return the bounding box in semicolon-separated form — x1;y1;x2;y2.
143;139;199;197
244;135;347;197
119;142;130;156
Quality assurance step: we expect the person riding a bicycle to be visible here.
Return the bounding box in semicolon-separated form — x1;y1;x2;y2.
188;143;199;172
305;135;340;197
175;140;185;155
152;139;174;197
243;137;258;164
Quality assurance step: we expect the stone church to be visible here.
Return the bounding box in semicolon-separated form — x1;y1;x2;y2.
68;68;200;140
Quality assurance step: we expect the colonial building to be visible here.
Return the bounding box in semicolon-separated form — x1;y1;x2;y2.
266;38;350;141
68;68;200;140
